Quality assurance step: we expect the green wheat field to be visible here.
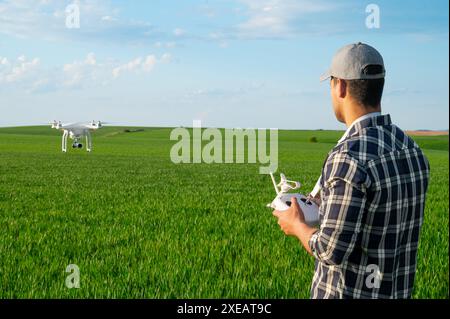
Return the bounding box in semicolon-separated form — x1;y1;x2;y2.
0;126;448;298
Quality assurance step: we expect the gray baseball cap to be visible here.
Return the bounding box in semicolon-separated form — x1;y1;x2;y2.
320;42;386;82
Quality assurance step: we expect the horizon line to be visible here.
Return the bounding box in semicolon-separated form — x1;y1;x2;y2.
0;124;449;133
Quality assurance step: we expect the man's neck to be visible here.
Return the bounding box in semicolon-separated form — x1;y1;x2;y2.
344;104;381;127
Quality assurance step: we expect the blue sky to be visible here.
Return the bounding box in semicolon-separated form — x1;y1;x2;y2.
0;0;448;130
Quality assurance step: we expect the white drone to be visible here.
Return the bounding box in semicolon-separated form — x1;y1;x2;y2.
51;120;104;152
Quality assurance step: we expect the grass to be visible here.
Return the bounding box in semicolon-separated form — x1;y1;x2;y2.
0;126;448;298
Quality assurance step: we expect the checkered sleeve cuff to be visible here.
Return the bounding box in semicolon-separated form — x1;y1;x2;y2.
308;230;320;257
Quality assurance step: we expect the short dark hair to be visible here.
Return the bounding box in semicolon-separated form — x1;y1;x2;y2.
331;76;384;108
347;78;385;108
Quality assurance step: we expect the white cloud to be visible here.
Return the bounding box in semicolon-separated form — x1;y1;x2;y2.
219;41;229;48
0;55;40;84
208;32;230;48
0;52;172;92
197;3;217;18
237;0;337;38
112;57;142;79
142;55;157;72
101;15;117;22
0;57;10;65
112;53;168;78
63;52;103;87
85;52;96;65
173;28;186;37
160;53;172;64
0;0;160;44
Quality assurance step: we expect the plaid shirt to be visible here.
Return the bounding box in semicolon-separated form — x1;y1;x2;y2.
308;114;430;299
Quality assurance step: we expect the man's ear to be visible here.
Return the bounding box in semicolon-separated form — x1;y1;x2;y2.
338;79;347;99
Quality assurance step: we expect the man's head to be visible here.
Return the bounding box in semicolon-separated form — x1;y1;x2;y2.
321;43;386;124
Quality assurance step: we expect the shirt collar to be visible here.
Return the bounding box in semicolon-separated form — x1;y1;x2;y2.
311;113;392;199
337;112;382;144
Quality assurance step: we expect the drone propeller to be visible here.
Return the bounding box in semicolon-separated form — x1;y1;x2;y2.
90;121;112;127
49;120;62;129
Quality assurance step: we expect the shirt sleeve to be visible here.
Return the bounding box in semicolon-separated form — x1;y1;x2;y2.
308;152;371;266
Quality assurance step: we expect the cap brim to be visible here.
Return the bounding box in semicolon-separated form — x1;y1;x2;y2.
320;70;331;82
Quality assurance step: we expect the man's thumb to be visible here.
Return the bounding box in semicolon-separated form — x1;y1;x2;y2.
291;196;300;209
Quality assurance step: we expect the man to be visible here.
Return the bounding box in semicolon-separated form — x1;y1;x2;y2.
273;42;430;299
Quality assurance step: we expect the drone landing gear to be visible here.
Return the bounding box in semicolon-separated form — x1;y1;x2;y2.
60;130;93;153
62;130;68;153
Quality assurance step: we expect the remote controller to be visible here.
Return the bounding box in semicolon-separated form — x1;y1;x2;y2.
267;172;320;226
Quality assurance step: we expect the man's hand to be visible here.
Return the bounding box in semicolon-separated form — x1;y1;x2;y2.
272;196;319;256
307;193;321;207
272;197;304;237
